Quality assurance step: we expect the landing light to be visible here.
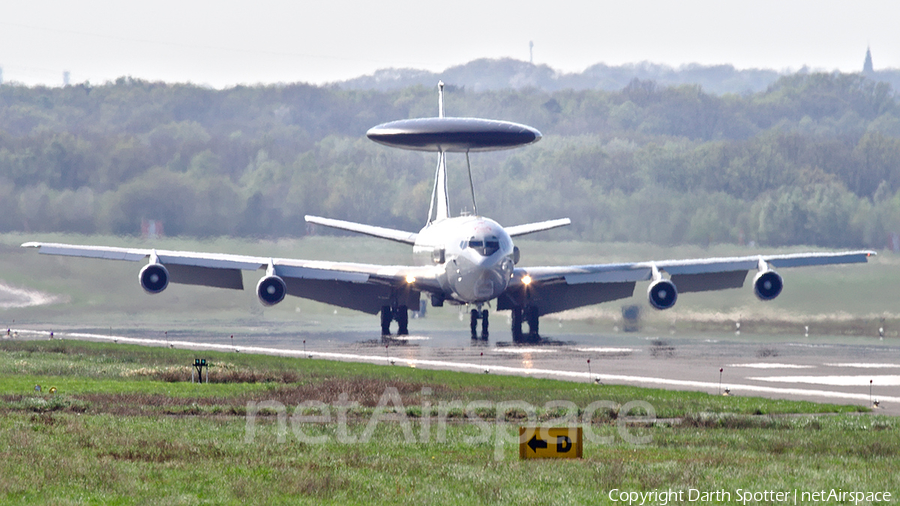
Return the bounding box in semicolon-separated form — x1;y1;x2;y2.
406;275;416;284
522;275;532;286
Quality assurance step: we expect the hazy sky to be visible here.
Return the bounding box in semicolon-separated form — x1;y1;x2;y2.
1;0;897;88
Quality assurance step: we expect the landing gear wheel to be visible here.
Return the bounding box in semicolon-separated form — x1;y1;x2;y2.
511;307;524;343
396;305;409;335
526;305;540;342
481;310;489;340
380;306;393;336
470;309;479;339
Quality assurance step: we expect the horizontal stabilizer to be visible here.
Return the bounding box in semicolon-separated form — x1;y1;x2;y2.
505;218;571;238
304;216;418;245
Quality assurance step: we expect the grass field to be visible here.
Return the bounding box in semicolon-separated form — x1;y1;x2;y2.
1;340;897;505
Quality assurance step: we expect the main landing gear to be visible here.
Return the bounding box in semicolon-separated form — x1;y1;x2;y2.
380;305;409;336
511;305;540;343
470;306;489;340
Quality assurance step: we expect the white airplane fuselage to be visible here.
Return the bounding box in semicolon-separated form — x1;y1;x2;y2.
412;216;515;304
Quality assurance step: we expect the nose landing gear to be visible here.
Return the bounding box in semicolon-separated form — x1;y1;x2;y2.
470;306;489;340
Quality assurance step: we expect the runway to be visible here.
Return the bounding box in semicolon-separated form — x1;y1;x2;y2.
8;325;900;415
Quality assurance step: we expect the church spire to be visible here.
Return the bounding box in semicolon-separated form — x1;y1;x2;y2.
864;46;874;74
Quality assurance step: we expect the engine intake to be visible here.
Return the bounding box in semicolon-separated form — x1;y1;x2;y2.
256;275;286;306
139;263;169;294
753;270;783;301
648;279;678;310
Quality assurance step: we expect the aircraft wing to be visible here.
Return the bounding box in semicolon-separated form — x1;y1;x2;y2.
21;242;443;314
498;250;876;317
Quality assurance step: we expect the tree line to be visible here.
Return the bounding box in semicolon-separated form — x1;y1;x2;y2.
1;72;900;248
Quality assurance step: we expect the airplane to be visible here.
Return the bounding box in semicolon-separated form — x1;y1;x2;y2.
23;82;876;342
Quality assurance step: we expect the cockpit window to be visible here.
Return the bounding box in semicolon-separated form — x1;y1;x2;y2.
467;236;501;256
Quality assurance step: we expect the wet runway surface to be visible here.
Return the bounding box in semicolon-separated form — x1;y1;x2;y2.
12;325;900;415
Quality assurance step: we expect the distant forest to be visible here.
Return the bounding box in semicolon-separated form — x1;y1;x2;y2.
2;66;900;249
341;57;900;96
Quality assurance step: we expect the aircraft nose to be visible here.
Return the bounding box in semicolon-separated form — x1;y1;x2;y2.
474;271;497;299
451;254;512;302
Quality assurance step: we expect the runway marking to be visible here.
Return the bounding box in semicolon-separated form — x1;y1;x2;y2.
385;335;431;341
492;347;557;354
749;375;900;387
825;363;900;369
577;347;637;353
18;329;900;406
728;363;815;369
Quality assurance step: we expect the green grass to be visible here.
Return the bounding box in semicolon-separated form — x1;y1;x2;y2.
1;340;897;504
3;413;895;505
0;340;867;417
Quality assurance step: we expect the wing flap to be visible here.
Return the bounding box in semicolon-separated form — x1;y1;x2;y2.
652;250;875;273
564;267;651;284
498;281;636;315
166;264;245;290
283;278;419;314
656;259;757;275
156;252;262;271
275;264;370;283
670;270;747;293
766;251;873;268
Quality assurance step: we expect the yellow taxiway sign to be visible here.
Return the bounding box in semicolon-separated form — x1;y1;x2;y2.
519;427;583;459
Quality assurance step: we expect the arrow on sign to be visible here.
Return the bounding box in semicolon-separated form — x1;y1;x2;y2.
527;434;548;452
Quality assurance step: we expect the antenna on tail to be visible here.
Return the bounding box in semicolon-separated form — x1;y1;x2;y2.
466;151;478;215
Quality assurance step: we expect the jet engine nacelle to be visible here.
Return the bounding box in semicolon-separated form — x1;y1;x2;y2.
753;270;783;301
139;263;169;294
256;275;286;306
648;278;678;310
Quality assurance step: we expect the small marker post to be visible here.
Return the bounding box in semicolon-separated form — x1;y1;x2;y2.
192;359;209;384
719;368;724;395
